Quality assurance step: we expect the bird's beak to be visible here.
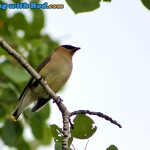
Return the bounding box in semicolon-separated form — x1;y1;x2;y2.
69;46;81;55
74;47;80;51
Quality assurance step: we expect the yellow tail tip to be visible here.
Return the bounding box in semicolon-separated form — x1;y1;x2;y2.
10;115;17;121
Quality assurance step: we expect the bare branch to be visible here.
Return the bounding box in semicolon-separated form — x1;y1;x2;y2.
71;110;122;128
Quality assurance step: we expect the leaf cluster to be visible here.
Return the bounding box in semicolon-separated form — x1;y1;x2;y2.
50;114;118;150
0;0;58;149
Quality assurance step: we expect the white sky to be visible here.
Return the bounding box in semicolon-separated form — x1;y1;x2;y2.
1;0;150;150
41;0;150;150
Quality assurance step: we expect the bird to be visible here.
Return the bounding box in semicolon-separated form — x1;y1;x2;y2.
11;45;80;121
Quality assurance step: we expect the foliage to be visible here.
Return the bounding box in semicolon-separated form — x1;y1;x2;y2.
0;0;58;149
66;0;150;14
70;114;97;139
50;114;96;149
50;114;96;148
50;114;118;149
66;0;112;14
50;124;73;149
66;0;101;14
141;0;150;10
106;145;118;150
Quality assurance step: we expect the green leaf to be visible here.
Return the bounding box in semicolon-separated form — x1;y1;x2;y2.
0;4;7;35
55;142;62;150
50;124;73;146
29;104;50;141
0;82;18;103
30;115;44;140
1;63;29;84
0;105;7;119
50;124;63;142
0;5;6;20
103;0;111;2
66;0;100;14
28;39;50;67
10;12;28;30
26;10;44;38
32;9;44;32
0;127;3;136
0;48;8;56
29;119;52;145
28;140;40;150
17;138;31;150
106;145;118;150
38;103;50;120
141;0;150;10
71;114;97;139
29;103;50;121
2;119;23;146
12;0;22;2
41;125;52;145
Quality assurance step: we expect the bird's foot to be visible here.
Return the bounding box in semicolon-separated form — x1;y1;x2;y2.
53;96;63;103
58;96;63;102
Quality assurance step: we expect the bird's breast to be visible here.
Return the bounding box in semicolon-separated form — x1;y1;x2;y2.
46;57;72;92
34;54;73;96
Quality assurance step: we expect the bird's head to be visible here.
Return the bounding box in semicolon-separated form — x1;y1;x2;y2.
61;45;80;55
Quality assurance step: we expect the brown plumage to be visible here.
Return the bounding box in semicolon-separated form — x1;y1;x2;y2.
11;45;80;121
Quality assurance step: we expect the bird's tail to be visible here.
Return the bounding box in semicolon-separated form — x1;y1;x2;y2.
11;107;21;121
11;91;33;121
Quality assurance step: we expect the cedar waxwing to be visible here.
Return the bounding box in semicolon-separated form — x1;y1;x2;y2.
11;45;80;121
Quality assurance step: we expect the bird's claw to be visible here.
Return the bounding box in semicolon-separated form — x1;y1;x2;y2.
58;96;63;102
53;96;63;103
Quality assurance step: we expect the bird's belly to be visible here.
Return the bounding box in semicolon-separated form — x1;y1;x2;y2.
46;69;71;92
33;65;72;97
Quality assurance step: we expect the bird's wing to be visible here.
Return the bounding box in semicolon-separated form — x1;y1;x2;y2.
18;78;33;101
19;54;51;101
35;54;51;72
31;97;50;112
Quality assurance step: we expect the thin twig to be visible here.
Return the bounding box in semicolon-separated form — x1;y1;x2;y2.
71;144;76;150
84;139;89;150
71;110;122;128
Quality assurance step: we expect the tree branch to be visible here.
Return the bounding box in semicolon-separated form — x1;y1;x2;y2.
0;37;70;150
71;110;122;128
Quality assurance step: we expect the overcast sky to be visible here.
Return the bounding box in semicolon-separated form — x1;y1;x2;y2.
41;0;150;150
